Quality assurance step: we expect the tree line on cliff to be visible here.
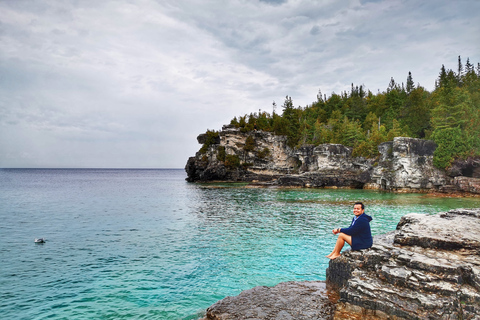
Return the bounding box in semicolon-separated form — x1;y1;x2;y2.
221;56;480;170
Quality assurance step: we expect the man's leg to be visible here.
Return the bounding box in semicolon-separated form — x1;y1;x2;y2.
326;233;352;260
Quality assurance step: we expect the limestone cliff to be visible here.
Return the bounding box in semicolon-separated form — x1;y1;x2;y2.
367;137;447;192
185;126;480;194
202;209;480;320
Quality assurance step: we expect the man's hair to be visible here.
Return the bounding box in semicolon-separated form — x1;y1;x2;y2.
354;202;364;210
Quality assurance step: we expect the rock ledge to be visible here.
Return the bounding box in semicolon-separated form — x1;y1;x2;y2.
203;281;336;320
203;209;480;320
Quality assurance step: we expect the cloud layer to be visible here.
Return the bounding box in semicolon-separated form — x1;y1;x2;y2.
1;0;479;168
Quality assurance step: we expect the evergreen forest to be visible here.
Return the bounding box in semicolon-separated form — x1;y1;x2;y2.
227;56;480;169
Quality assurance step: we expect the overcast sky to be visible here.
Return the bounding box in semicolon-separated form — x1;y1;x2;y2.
1;0;479;168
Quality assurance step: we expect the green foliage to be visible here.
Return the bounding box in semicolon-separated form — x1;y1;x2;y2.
225;154;240;169
430;79;480;168
244;135;255;152
400;86;431;137
386;119;406;141
199;130;219;154
281;96;301;148
217;146;226;162
217;56;480;165
432;127;469;169
257;147;270;159
339;117;364;146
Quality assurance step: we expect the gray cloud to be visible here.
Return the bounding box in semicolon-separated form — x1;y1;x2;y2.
0;0;479;168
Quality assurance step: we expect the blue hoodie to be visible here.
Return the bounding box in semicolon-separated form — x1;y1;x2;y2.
340;213;373;251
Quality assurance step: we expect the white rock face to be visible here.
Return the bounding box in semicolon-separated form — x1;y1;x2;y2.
219;125;296;172
188;129;466;192
369;137;447;191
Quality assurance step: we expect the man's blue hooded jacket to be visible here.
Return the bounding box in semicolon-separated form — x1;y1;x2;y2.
340;213;373;251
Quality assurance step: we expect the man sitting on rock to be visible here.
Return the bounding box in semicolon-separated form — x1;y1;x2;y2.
326;202;373;260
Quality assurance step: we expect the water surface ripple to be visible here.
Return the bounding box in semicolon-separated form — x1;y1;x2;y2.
1;169;479;319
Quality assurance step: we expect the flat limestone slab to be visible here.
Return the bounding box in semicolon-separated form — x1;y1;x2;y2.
203;281;336;320
394;208;480;250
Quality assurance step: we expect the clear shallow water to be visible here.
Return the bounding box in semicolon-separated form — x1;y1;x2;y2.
1;169;479;319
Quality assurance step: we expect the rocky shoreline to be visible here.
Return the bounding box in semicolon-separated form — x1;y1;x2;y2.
186;126;480;195
201;208;480;320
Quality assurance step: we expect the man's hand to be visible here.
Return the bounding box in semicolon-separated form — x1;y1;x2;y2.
332;228;340;234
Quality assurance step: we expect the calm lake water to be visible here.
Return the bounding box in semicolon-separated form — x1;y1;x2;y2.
1;169;479;319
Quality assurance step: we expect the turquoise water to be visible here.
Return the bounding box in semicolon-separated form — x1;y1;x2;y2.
1;169;479;319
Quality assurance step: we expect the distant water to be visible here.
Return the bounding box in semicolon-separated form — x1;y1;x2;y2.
1;169;479;319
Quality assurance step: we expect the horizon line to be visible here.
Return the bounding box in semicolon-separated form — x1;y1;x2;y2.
0;167;184;170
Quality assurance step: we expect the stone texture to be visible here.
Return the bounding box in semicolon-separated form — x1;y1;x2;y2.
186;127;480;194
202;281;336;320
327;208;480;320
447;157;480;178
203;209;480;320
454;177;480;194
368;137;447;192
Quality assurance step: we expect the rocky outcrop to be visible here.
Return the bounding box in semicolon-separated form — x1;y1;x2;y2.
185;126;294;182
454;177;480;194
327;208;480;319
202;281;336;320
202;209;480;320
367;137;447;192
186;126;480;194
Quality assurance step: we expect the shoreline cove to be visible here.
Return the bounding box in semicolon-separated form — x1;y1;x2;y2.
186;127;480;196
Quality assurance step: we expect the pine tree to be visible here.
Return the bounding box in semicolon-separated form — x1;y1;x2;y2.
406;71;415;94
431;86;476;168
437;65;447;88
465;58;474;73
457;55;463;86
387;77;397;92
401;86;430;137
281;96;300;148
